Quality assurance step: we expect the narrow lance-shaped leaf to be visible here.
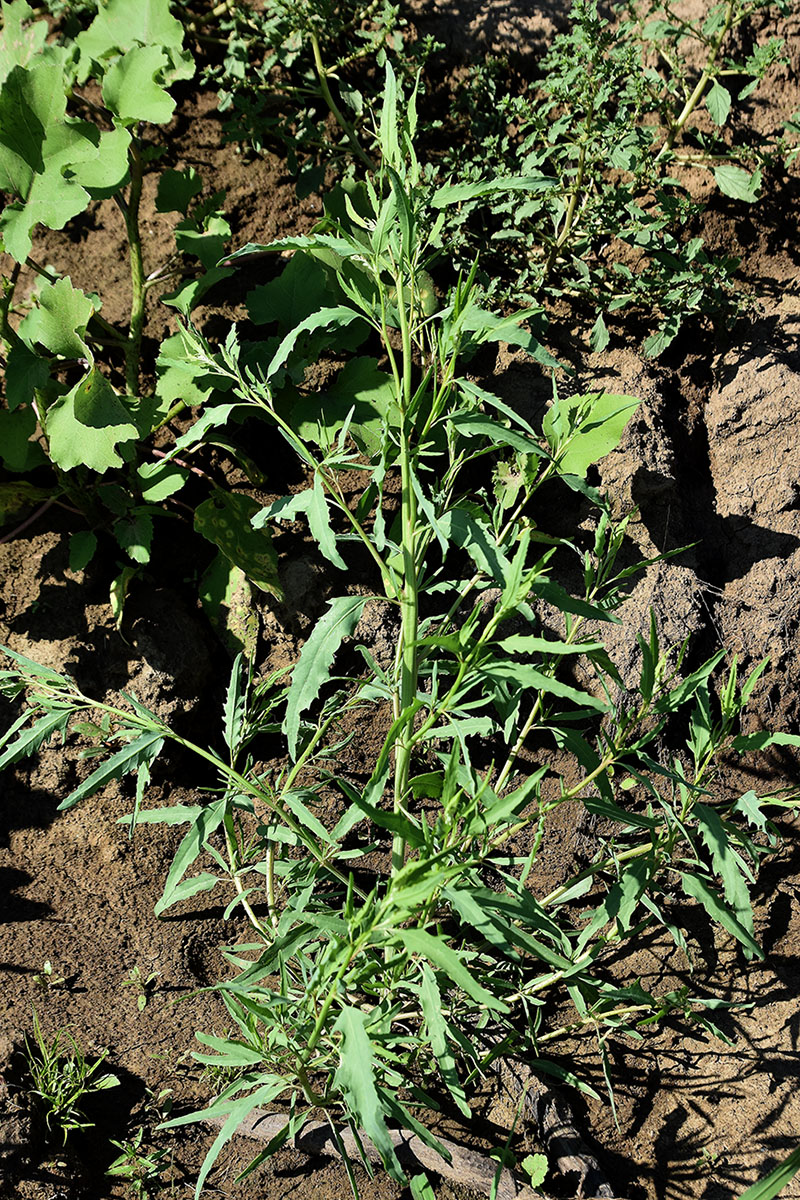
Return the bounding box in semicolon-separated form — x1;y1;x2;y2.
419;964;470;1117
694;803;754;934
333;1006;405;1183
283;596;368;759
396;927;509;1012
680;872;763;960
154;798;226;916
58;731;164;811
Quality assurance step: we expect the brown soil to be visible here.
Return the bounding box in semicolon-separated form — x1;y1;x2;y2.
2;4;800;1200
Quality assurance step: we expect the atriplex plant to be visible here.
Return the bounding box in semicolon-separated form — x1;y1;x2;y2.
22;1010;119;1145
3;64;800;1197
438;0;792;354
0;0;235;586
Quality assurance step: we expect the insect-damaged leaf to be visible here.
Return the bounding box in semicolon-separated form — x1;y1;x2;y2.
194;489;281;598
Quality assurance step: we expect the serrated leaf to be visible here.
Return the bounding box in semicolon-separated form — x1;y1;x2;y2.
114;512;153;564
431;173;556;206
69;530;97;571
398;927;508;1011
75;0;188;82
283;595;367;759
694;803;753;933
0;705;72;770
438;507;510;585
706;81;731;126
47;367;138;473
0;1;49;86
0;63;101;261
680;872;762;959
333;1007;405;1183
58;730;164;810
194;489;281;597
267;306;364;380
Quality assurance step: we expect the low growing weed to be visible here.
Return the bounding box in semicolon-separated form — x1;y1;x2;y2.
22;1010;119;1146
436;0;792;353
2;64;799;1198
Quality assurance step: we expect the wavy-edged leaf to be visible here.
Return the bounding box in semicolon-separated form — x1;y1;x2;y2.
58;730;164;811
283;596;367;759
333;1006;405;1183
694;803;754;933
0;705;72;770
155;798;226;916
397;927;508;1012
419;964;470;1117
680;871;763;960
47;367;138;473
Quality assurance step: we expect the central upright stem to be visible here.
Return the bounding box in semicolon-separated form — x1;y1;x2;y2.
124;140;146;396
391;281;419;874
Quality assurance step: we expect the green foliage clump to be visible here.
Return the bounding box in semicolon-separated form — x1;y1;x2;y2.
3;65;799;1199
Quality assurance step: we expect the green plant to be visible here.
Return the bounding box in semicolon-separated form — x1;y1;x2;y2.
0;1;242;598
22;1010;119;1145
435;0;791;353
108;1126;172;1198
121;965;161;1012
2;62;798;1200
193;0;415;193
32;959;67;991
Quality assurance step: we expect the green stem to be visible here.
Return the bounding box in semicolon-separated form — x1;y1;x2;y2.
309;32;375;172
390;285;419;874
655;0;736;161
0;261;22;347
124;141;146;395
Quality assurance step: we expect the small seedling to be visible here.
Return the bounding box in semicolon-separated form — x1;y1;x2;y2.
108;1126;172;1198
23;1010;119;1145
121;966;160;1012
32;960;67;991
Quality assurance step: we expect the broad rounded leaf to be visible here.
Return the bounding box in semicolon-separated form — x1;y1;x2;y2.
47;367;138;473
